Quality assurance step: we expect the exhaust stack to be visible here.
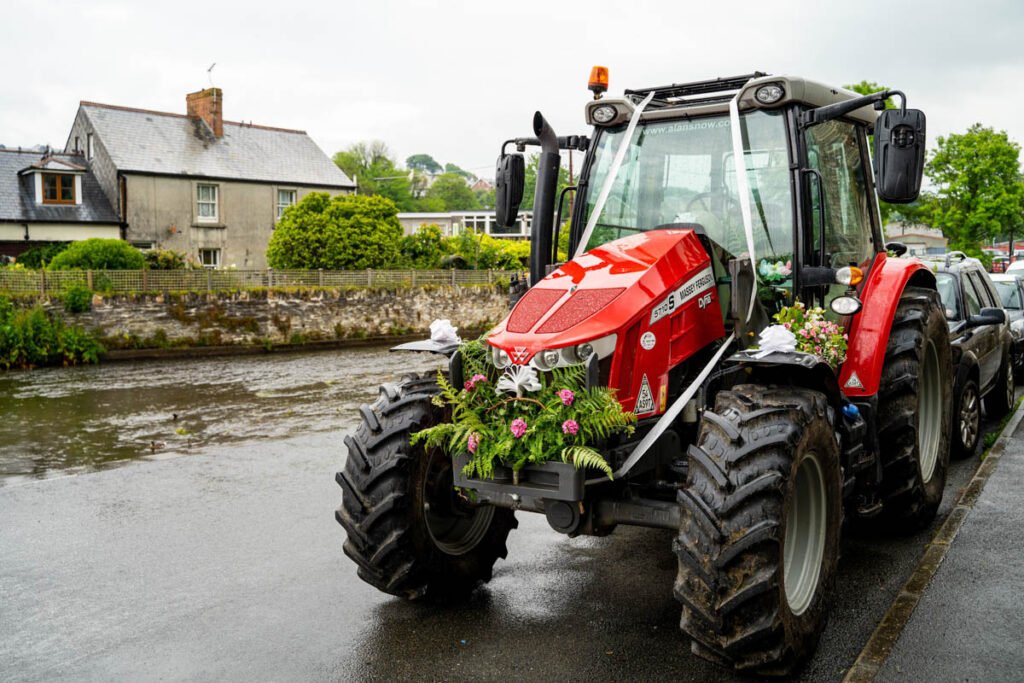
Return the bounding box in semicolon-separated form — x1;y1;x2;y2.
529;112;560;285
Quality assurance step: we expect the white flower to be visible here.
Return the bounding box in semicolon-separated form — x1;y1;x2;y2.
752;325;797;359
496;365;542;397
429;319;461;345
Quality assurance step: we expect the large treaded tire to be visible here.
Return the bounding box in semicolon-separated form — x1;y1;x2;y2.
675;385;842;676
335;372;517;600
876;287;952;531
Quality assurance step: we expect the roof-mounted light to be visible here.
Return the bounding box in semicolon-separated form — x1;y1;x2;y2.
754;83;785;105
591;104;617;124
588;66;609;99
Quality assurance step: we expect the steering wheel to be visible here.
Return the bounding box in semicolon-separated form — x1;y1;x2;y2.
686;192;740;214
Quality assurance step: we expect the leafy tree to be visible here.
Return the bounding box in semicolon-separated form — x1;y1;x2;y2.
925;124;1024;254
426;173;481;211
334;141;416;211
48;239;145;270
475;188;496;209
406;154;442;175
521;154;573;212
444;163;476;180
400;224;449;269
266;192;404;269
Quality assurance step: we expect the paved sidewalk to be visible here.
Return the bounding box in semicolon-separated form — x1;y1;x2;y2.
879;419;1024;681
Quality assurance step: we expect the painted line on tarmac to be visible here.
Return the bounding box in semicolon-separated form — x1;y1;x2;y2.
843;400;1024;682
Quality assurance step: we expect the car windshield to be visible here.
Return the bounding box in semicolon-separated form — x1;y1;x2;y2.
581;110;793;263
994;281;1021;309
935;272;961;320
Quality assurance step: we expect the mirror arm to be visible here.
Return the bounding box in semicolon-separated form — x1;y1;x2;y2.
502;136;589;155
799;90;906;129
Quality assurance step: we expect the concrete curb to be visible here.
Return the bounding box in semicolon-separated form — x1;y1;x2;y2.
842;400;1024;682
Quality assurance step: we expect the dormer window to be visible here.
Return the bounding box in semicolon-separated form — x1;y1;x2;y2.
42;173;76;205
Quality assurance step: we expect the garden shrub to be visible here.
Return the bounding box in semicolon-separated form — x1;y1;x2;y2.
62;284;93;313
16;242;70;268
144;248;187;270
0;294;104;370
47;239;145;271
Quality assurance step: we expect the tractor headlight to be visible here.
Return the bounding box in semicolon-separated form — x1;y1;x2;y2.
592;105;617;124
830;295;863;316
493;347;511;369
754;83;785;105
574;342;595;362
537;349;561;370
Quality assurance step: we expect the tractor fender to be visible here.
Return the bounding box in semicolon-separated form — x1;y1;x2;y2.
839;253;937;398
726;350;844;411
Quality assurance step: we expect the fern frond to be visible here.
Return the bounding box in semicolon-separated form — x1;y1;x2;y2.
562;445;613;479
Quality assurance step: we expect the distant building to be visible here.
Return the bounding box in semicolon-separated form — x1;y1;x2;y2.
884;223;947;256
397;210;532;240
62;88;354;268
0;149;121;257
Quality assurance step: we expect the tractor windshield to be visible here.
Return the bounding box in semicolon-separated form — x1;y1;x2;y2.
581;110;793;266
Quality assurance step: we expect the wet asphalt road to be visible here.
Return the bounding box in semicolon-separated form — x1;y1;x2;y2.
0;349;1006;681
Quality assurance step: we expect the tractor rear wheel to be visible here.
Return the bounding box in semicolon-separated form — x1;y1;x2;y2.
675;385;842;676
335;372;517;600
876;287;952;531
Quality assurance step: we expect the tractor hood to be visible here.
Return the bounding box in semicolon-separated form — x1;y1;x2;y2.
488;229;718;366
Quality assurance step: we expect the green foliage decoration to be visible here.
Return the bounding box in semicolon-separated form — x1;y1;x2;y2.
411;339;635;480
47;239;145;271
266;193;404;269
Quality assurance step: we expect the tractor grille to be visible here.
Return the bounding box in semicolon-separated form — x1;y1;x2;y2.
536;288;625;334
507;288;564;333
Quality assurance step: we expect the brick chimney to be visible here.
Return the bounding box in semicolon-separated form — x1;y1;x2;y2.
186;87;224;137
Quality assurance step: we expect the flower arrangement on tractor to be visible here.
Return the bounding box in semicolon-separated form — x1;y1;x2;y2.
412;339;635;482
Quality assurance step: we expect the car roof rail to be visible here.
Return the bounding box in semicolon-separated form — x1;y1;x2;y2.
945;251;968;267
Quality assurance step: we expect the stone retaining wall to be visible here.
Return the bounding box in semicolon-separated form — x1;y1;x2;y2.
48;286;510;348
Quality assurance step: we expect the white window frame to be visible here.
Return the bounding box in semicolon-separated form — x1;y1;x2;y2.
198;248;221;269
196;183;219;223
276;188;297;220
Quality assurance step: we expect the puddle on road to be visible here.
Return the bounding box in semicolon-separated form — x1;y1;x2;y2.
0;346;440;483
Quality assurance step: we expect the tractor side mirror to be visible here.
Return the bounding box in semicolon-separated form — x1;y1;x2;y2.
886;241;908;257
968;307;1006;327
874;108;926;203
495;153;525;228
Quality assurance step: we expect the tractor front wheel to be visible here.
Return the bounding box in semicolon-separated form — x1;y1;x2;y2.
335;372;517;600
876;287;952;531
675;385;842;676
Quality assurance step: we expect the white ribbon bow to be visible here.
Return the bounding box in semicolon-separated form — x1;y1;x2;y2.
496;365;542;398
429;319;461;345
752;325;797;359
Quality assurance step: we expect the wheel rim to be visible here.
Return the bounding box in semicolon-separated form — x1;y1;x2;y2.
784;451;827;616
422;449;494;556
917;338;942;483
960;385;979;450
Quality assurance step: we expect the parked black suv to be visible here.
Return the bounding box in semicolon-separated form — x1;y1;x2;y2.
933;253;1015;457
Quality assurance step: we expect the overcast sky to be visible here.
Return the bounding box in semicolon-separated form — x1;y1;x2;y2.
2;0;1021;178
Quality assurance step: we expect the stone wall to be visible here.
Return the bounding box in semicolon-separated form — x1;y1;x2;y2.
52;285;510;348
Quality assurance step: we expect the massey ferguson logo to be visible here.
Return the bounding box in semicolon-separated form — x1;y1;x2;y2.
510;347;529;363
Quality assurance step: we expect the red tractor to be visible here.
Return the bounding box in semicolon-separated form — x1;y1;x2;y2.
336;70;950;674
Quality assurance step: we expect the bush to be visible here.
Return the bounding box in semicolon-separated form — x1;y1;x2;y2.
62;284;93;313
400;224;450;269
266;193;404;269
0;294;104;370
443;229;530;270
17;242;70;269
48;239;145;271
143;248;187;270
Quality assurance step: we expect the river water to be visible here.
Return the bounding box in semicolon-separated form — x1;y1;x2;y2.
0;346;439;484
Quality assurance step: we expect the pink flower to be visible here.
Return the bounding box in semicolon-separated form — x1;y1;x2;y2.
464;374;488;392
464;380;475;391
562;419;579;435
510;418;528;438
557;389;575;406
471;374;487;384
467;433;479;453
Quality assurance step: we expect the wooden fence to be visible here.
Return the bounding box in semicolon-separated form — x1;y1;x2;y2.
0;268;518;296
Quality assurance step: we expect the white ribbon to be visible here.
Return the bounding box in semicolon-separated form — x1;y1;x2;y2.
496;365;542;398
429;319;461;345
752;325;797;359
574;90;656;257
728;92;758;323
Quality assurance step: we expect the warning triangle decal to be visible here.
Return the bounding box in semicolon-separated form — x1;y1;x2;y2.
635;374;655;414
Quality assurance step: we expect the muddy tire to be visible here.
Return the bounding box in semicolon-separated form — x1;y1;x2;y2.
335;372;517;600
984;351;1014;420
675;385;842;676
876;287;952;531
950;376;980;460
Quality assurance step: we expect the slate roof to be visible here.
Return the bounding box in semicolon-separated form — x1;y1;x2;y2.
78;102;355;188
0;149;120;224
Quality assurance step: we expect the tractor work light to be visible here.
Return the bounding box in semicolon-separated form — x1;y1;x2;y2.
493;347;511;369
835;266;864;286
592;105;617;124
538;349;561;370
754;83;785;105
830;296;863;316
574;342;595;362
589;66;609;98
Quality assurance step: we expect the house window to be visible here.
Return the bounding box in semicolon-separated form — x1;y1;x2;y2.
86;133;94;160
199;248;221;269
277;189;297;219
197;184;218;222
42;173;75;204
